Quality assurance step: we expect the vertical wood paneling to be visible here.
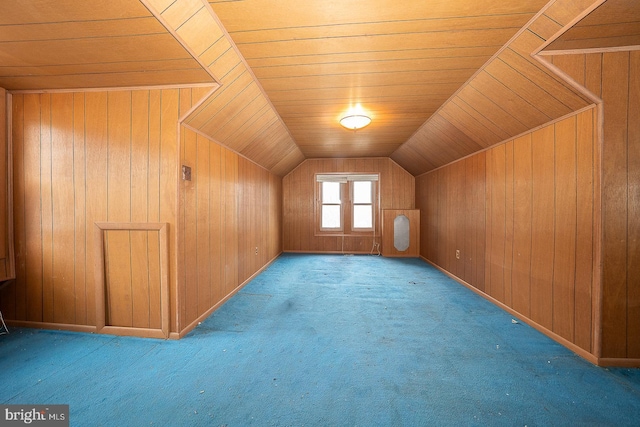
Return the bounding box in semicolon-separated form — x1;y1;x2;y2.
627;51;640;358
416;110;596;354
601;52;629;358
282;158;414;253
530;125;555;331
177;127;282;330
51;93;75;324
0;89;5;276
182;128;197;326
488;144;506;303
23;94;43;321
72;93;87;325
196;134;211;316
512;134;532;317
1;88;196;334
556;50;640;360
12;94;26;319
575;108;594;352
553;116;577;342
84;92;108;326
224;149;238;295
131;92;150;329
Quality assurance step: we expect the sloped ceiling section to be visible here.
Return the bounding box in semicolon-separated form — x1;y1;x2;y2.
142;0;304;176
208;0;548;160
543;0;640;52
391;0;602;176
0;0;215;90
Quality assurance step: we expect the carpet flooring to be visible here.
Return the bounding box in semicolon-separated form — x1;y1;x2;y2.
1;253;639;426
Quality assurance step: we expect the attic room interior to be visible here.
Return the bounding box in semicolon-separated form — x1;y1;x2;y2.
0;0;639;419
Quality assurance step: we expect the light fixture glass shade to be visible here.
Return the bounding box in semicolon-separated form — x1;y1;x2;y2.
340;114;371;130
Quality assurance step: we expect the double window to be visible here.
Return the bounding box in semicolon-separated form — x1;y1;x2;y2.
317;174;378;234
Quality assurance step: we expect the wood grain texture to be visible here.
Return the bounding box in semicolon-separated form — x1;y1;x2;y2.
282;158;413;253
209;0;547;163
94;222;169;338
0;88;13;283
555;50;639;359
546;0;640;52
144;0;303;177
0;1;214;90
178;127;282;330
381;210;420;257
416;110;597;354
0;88;200;334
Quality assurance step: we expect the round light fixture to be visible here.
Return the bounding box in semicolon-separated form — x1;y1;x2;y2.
340;114;371;131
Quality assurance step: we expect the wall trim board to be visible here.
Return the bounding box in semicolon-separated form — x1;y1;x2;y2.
420;256;603;367
173;252;282;339
539;45;640;57
596;358;640;368
94;222;170;339
284;250;382;256
5;321;95;334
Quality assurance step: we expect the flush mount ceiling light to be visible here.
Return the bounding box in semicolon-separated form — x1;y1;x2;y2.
340;104;371;131
340;114;371;131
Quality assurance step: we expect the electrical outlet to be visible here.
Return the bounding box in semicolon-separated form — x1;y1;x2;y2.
455;249;460;260
255;246;258;255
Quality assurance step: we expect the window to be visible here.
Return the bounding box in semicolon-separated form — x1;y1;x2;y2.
316;174;378;234
321;181;342;230
352;181;373;229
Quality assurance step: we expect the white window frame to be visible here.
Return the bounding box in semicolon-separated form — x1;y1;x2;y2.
315;173;379;235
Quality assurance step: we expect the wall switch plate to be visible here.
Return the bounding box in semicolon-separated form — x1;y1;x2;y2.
182;165;192;181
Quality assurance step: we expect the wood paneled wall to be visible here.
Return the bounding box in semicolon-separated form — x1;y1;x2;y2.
0;86;283;337
391;0;597;176
179;127;282;333
417;109;597;356
0;87;12;281
283;158;414;253
0;88;202;332
551;51;640;361
418;152;486;290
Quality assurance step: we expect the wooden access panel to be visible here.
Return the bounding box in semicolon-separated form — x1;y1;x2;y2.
94;222;169;339
381;209;420;257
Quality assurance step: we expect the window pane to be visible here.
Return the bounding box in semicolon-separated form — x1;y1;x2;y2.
322;205;341;228
322;182;341;204
353;205;372;228
353;181;372;203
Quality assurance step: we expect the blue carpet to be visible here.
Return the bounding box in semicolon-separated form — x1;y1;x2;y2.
1;254;639;426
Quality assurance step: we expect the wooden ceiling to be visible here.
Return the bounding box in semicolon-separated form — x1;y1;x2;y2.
544;0;640;52
0;0;635;176
208;0;549;159
0;0;215;90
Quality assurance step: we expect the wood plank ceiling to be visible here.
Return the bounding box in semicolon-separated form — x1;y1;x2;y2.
543;0;640;52
208;0;550;161
0;0;215;89
0;0;635;176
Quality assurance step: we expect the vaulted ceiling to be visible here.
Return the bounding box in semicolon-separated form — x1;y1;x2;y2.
0;0;637;176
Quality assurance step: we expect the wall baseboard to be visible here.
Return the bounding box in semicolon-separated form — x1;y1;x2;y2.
419;256;621;367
